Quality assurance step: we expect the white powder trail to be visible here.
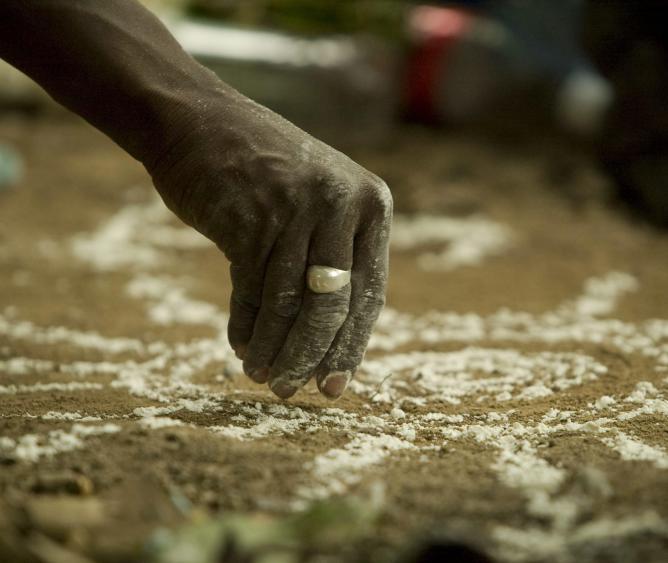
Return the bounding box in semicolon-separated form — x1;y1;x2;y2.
71;202;164;270
207;403;380;442
0;358;125;378
558;271;638;318
126;274;227;329
0;312;167;355
297;434;415;502
0;423;121;462
437;389;668;562
138;416;187;430
368;273;668;375
355;348;607;404
0;382;104;394
41;412;103;422
0;357;55;375
602;431;668;469
70;198;209;271
391;214;514;271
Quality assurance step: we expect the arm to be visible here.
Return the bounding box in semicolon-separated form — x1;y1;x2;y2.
0;0;223;164
0;0;392;401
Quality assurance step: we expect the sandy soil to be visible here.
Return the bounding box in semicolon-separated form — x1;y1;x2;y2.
1;115;668;563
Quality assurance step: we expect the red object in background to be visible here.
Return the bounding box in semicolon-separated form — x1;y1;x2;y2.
405;5;474;121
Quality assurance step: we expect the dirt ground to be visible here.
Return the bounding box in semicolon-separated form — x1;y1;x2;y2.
1;114;668;563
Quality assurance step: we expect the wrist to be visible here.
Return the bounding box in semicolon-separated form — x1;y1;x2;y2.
136;75;232;172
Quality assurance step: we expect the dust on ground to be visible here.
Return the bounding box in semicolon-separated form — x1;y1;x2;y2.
1;115;668;563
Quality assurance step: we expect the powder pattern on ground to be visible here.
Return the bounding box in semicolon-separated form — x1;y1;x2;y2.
1;126;668;563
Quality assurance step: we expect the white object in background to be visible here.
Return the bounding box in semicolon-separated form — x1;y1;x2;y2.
556;68;614;135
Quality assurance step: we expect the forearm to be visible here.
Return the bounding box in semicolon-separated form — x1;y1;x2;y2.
0;0;226;165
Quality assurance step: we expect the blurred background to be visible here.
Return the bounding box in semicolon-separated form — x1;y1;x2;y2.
1;0;666;225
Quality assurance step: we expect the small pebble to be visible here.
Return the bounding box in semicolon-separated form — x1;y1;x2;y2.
390;407;406;420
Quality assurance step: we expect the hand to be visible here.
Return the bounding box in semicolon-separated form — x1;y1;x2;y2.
148;88;392;400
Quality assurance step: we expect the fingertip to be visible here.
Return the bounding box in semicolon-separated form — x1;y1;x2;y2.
269;378;298;400
318;371;351;401
248;367;270;384
234;344;247;360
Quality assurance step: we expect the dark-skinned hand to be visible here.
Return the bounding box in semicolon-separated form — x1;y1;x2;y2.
0;0;392;400
149;90;392;400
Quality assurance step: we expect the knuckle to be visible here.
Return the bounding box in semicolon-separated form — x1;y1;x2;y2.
366;178;393;218
320;181;354;213
305;294;349;330
358;288;386;315
266;289;302;319
276;184;301;217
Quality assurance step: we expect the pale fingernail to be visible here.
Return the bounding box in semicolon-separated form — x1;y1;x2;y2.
319;371;351;400
235;345;247;360
270;379;297;400
249;367;270;384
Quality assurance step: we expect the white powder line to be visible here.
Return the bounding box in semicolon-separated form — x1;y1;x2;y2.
0;382;104;394
0;423;121;462
559;271;638;318
0;357;56;376
369;272;660;357
40;411;104;422
0;313;168;356
391;214;514;271
296;434;415;503
0;357;126;378
70;198;208;271
356;348;607;404
138;416;188;430
126;274;228;329
2;411;105;422
602;431;668;469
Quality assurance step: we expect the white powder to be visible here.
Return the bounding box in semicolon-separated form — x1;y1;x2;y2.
560;272;638;318
617;398;668;421
391;214;514;271
209;417;305;440
0;313;166;355
593;395;616;410
70;196;211;272
133;405;179;418
602;431;668;469
0;437;16;449
126;275;227;329
41;411;102;422
298;434;415;501
397;424;417;442
1;423;120;462
139;416;185;430
357;348;606;404
369;272;645;353
624;381;659;403
422;412;465;423
0;382;104;394
0;357;55;375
